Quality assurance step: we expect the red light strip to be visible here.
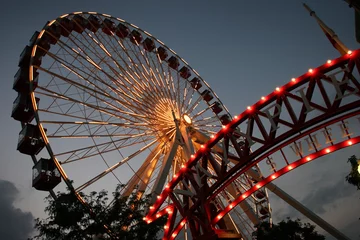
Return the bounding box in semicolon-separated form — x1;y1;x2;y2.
211;137;360;225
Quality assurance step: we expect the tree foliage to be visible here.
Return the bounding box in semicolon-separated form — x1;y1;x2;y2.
31;185;166;240
345;155;360;190
252;218;325;240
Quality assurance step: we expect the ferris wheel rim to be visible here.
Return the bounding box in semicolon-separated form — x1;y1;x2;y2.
24;11;272;238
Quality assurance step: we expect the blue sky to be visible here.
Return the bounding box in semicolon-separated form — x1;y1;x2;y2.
0;0;359;239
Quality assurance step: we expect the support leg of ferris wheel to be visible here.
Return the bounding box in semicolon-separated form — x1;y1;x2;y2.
247;169;351;240
190;128;260;237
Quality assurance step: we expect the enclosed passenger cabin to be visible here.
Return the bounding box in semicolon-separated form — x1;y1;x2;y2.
157;46;168;60
11;94;39;123
102;18;115;35
129;30;143;44
143;37;155;52
115;23;129;38
17;124;46;155
44;23;61;45
72;15;88;33
179;66;191;79
211;102;223;114
255;191;265;199
35;37;51;58
32;158;61;191
87;15;101;33
29;31;39;47
58;17;74;37
168;56;179;70
220;114;231;125
201;89;213;102
13;67;39;93
190;77;202;90
18;45;42;67
259;206;269;215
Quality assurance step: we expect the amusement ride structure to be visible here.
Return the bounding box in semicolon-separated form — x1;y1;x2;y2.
11;3;360;240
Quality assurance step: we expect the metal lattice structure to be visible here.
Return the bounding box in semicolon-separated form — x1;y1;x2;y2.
146;50;360;240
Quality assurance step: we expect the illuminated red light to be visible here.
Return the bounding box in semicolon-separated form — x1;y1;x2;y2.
190;154;195;159
325;148;331;153
234;115;239;119
256;184;261;189
288;165;293;170
247;106;252;110
271;174;277;179
217;215;222;219
229;203;234;209
291;78;296;83
261;96;266;101
157;195;161;199
222;125;227;130
143;217;147;221
172;233;176;238
150;206;154;209
200;145;204;149
308;68;313;73
164;225;168;229
327;60;332;64
275;87;281;92
306;157;312;161
241;194;247;199
180;221;185;226
156;213;161;218
348;50;353;55
348;140;353;146
210;134;215;138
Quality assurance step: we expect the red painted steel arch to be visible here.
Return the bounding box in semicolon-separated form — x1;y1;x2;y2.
146;50;360;239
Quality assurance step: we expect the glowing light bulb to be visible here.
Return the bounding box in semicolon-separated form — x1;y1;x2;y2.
306;157;312;161
261;96;266;101
247;106;252;110
308;68;313;73
291;78;296;82
348;50;352;55
288;165;293;170
327;60;332;64
325;148;331;153
275;87;281;92
348;140;353;146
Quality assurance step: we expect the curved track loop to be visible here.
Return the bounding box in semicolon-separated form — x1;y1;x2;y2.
146;50;360;239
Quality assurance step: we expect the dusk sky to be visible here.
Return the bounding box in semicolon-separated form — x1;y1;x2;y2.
0;0;360;239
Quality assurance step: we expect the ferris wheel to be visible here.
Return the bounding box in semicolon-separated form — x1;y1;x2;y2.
12;12;272;239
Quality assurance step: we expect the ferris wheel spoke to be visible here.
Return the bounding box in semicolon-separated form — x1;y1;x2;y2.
51;37;149;112
35;86;152;126
43;48;147;114
82;31;151;102
54;131;152;157
75;138;158;192
61;134;156;164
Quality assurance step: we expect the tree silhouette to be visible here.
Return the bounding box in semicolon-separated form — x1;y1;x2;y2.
30;185;166;240
346;155;360;190
253;218;325;240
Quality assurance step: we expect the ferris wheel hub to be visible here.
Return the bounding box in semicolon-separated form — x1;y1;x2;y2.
183;114;192;125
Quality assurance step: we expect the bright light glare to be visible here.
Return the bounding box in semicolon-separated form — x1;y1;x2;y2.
183;114;192;124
